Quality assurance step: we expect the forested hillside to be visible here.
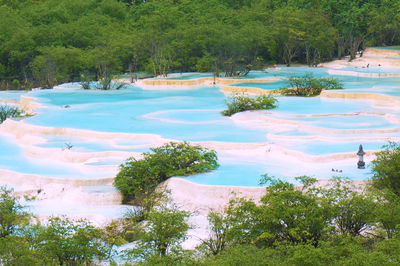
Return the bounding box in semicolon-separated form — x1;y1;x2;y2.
0;0;399;88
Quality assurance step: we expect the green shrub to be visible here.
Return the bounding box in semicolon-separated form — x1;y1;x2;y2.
12;80;19;90
196;55;214;72
276;73;343;97
114;142;218;203
371;142;400;196
221;94;278;116
0;105;21;123
80;73;126;90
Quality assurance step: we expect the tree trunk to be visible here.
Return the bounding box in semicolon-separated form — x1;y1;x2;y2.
283;44;296;67
305;45;311;66
337;36;346;60
348;34;363;62
313;49;320;67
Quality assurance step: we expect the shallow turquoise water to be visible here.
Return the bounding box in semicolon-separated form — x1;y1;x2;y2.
230;68;400;97
0;67;399;186
26;201;134;218
285;140;386;155
155;72;213;80
0;91;26;100
36;134;150;153
372;46;400;51
82;185;118;193
1;66;399;223
231;80;287;90
339;67;400;74
294;115;394;130
185;153;371;186
273;97;375;115
27;86;269;143
0;133;113;178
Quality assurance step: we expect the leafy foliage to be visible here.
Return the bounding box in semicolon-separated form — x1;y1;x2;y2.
200;175;394;258
2;0;398;88
31;217;113;264
0;187;29;238
114;142;218;203
319;178;376;236
0;187;113;264
221;94;278;116
0;105;21;123
372;187;400;238
123;205;190;261
371;142;400;196
276;73;343;96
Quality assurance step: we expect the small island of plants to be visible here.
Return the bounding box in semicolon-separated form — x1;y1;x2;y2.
276;73;343;97
0;105;22;123
221;94;278;116
113;142;219;204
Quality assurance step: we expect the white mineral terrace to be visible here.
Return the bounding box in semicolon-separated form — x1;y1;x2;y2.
0;47;399;247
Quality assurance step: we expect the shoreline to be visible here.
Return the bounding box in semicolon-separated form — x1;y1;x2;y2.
140;77;279;87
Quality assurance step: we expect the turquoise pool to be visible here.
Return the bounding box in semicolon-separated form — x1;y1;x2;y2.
0;65;398;221
372;46;400;51
0;133;114;178
0;90;26;101
0;66;399;187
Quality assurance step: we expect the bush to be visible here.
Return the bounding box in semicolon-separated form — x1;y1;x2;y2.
0;188;112;264
33;217;113;265
196;55;214;72
122;205;190;260
276;73;343;96
80;73;126;90
113;142;218;203
12;80;20;90
0;105;21;123
0;187;29;238
221;94;278;116
371;142;400;196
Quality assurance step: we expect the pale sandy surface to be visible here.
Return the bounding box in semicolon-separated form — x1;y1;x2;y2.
320;48;400;69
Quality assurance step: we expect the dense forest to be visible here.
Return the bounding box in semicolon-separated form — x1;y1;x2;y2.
0;0;400;89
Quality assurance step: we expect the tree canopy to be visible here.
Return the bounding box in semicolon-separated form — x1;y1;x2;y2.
1;0;399;88
113;141;218;203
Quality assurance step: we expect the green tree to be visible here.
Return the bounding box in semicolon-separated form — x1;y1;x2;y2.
114;142;218;203
200;197;259;255
0;235;49;266
368;0;400;46
269;7;306;66
277;73;343;97
221;94;278;116
303;7;337;66
372;188;400;238
371;142;400;196
0;186;29;238
123;205;190;261
319;178;376;236
32;217;113;264
257;176;330;246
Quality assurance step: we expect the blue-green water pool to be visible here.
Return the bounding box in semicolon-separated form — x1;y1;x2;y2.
0;66;399;187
